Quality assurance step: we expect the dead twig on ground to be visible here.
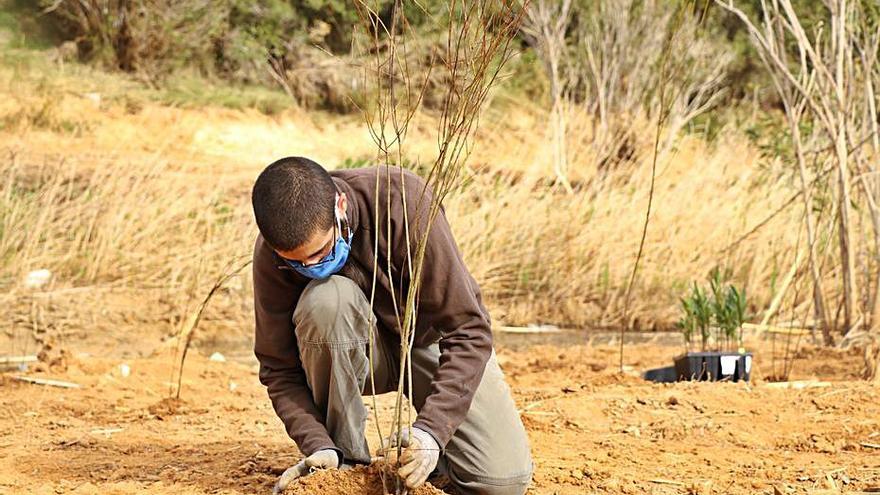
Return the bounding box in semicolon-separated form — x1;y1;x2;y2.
11;375;80;388
170;256;251;399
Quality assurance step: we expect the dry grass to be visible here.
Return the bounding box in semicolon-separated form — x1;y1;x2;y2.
0;147;256;356
0;47;818;357
450;108;800;330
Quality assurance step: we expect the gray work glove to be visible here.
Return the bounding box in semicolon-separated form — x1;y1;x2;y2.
384;426;440;489
272;449;340;495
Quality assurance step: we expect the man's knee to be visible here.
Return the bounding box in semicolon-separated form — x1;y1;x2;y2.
293;275;369;344
446;464;533;495
442;352;533;495
474;482;531;495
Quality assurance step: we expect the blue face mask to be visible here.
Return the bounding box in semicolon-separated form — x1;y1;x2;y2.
283;198;352;280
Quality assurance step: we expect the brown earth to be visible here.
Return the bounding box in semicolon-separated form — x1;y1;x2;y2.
0;340;879;495
282;464;444;495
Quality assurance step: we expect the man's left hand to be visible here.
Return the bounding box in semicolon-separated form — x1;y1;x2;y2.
390;427;440;489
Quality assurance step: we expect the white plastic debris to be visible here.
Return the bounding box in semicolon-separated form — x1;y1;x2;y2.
228;381;238;392
119;363;131;378
24;269;52;289
720;355;738;376
209;352;226;363
84;92;102;107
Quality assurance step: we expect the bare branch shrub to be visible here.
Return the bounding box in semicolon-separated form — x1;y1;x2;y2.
523;0;731;183
717;0;880;364
521;0;574;191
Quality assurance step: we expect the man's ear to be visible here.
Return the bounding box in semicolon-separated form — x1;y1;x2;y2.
338;192;348;216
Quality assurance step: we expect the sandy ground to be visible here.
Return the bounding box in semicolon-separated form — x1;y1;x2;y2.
1;338;879;495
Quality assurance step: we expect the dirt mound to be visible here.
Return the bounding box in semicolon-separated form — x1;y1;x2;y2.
283;464;446;495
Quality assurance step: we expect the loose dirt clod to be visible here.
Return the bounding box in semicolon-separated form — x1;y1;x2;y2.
283;463;447;495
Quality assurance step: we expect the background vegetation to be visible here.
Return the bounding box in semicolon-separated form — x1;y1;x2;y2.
2;0;879;373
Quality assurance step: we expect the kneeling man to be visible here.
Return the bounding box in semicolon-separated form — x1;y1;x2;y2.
251;157;532;495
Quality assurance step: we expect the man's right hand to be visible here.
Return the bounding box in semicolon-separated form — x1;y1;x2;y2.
272;449;340;494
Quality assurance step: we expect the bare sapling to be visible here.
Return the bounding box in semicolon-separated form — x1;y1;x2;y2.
618;1;712;372
353;1;525;493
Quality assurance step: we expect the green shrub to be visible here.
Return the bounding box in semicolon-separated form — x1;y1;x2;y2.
679;268;748;352
31;0;453;111
38;0;231;80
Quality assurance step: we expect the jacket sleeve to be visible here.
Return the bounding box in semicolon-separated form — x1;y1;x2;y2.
252;235;338;457
394;174;493;447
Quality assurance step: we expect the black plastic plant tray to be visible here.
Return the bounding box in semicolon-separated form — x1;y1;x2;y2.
673;351;752;382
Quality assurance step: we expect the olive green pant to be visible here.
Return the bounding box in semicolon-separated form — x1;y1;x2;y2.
293;275;533;495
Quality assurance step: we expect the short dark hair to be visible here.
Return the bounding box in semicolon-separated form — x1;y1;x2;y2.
251;156;336;251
